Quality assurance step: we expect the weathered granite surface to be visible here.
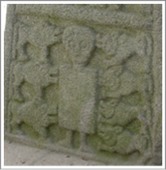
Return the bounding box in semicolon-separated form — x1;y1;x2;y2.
5;4;162;165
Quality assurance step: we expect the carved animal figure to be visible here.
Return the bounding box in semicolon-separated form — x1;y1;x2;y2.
10;99;58;138
98;94;148;155
98;111;147;154
98;124;148;155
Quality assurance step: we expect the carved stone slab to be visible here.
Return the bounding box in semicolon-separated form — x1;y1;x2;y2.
5;4;162;165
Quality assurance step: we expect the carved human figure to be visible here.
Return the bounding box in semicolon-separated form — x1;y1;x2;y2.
13;22;61;102
96;32;152;98
96;31;152;68
97;32;153;141
17;22;62;63
10;22;61;137
59;26;97;151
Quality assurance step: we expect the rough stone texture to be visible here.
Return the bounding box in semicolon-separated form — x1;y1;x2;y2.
5;140;103;165
5;4;162;165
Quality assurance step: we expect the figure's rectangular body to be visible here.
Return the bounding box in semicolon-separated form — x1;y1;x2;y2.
59;67;97;134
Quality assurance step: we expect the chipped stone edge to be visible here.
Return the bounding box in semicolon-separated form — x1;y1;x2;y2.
152;4;162;165
4;4;17;132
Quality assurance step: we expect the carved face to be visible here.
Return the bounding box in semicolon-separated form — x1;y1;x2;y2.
62;26;95;65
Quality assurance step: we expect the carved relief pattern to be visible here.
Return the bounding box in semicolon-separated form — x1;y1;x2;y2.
7;4;155;164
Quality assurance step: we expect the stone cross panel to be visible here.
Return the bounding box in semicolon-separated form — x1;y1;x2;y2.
5;4;162;165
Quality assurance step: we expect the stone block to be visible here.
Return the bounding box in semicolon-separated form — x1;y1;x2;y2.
4;4;162;165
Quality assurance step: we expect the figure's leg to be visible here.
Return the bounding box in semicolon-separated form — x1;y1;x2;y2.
59;130;73;148
66;130;73;147
10;118;21;133
38;127;47;139
79;132;93;152
79;132;87;151
10;109;23;135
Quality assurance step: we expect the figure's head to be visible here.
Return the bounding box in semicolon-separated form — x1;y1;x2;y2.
62;26;95;65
